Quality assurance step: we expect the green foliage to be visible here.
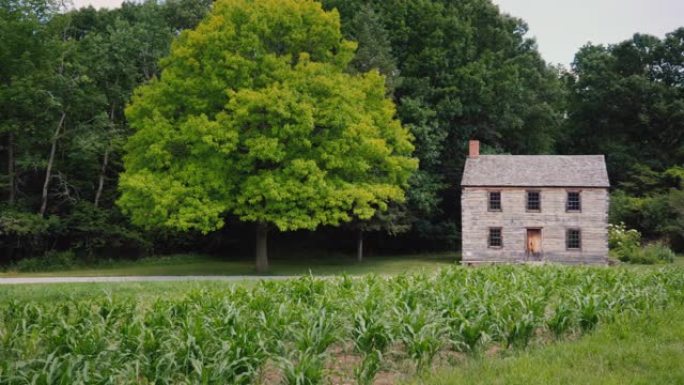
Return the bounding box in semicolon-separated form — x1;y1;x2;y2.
564;29;684;250
2;266;684;383
545;302;574;338
563;29;684;182
352;306;392;354
0;209;57;238
64;202;150;257
0;208;60;259
119;0;417;235
411;305;684;385
0;0;680;259
354;349;383;385
1;0;209;260
608;222;642;259
279;350;327;385
13;250;76;272
347;4;398;91
608;223;675;264
610;165;684;251
323;0;565;245
626;243;676;265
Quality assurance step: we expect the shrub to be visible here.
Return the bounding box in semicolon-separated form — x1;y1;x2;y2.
629;242;676;265
65;202;150;259
0;209;61;260
608;222;641;260
14;250;78;272
608;223;674;264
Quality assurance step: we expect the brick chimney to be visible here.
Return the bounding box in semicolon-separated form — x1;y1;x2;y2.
468;140;480;158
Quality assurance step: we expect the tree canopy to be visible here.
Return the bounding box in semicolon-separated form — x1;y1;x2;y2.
563;28;684;249
117;0;417;269
322;0;565;246
1;0;682;264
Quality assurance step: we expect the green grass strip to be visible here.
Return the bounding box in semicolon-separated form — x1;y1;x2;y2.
413;305;684;385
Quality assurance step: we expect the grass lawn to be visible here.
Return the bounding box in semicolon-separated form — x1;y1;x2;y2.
673;255;684;266
410;304;684;385
0;280;253;303
3;253;682;278
0;253;456;277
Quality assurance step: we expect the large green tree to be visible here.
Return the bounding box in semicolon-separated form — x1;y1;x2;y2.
118;0;417;272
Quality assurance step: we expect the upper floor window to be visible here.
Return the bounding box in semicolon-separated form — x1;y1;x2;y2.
526;191;541;211
566;229;581;250
567;191;581;212
488;227;502;248
488;191;501;211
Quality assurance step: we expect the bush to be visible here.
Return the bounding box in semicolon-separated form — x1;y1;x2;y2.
65;202;150;259
609;166;684;253
0;208;61;261
608;223;674;264
628;243;676;265
608;222;641;260
13;250;78;272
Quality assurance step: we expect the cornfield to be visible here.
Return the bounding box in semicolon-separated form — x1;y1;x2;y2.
1;266;683;384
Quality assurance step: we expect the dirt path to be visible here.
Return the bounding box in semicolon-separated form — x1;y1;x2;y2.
0;275;299;285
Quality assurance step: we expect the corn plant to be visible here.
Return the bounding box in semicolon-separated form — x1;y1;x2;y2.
446;305;490;353
575;294;603;332
291;308;339;355
354;349;383;385
396;305;445;370
546;301;575;338
1;265;683;384
351;309;392;355
278;350;327;385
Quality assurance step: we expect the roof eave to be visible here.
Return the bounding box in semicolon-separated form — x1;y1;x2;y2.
460;184;610;188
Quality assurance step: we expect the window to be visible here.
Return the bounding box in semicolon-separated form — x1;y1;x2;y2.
567;191;581;211
566;229;581;250
488;191;502;211
526;191;541;211
488;228;502;248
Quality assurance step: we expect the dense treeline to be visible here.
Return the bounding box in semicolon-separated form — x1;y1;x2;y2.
324;0;565;247
561;32;684;250
0;0;682;264
1;0;212;260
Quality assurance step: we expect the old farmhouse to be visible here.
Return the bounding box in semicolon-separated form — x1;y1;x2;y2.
460;141;610;265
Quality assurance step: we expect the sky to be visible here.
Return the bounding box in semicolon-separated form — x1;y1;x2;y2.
70;0;684;67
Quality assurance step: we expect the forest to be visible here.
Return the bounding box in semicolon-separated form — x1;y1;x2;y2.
1;0;683;265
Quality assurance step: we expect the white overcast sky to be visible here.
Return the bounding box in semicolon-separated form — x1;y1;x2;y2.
70;0;684;67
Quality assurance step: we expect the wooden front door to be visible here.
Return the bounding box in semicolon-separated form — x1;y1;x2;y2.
526;229;542;260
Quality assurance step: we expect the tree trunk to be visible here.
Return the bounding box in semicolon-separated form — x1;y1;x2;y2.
94;146;109;208
7;132;15;205
40;112;66;217
357;229;364;262
255;221;269;273
95;103;116;208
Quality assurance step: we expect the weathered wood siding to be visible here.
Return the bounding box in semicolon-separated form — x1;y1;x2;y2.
461;187;609;264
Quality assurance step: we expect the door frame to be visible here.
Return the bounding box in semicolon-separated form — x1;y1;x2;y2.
525;228;543;260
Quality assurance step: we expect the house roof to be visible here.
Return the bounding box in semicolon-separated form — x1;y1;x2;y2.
460;155;610;187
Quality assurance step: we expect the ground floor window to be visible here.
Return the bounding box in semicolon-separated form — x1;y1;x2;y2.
488;228;502;248
566;229;581;250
